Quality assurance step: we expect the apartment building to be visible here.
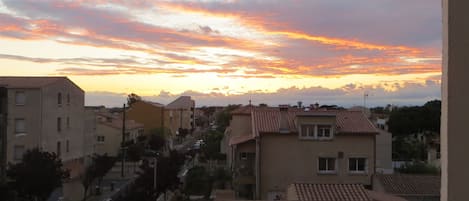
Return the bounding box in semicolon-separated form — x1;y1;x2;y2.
164;96;195;136
0;77;85;179
225;106;378;200
95;111;144;156
126;101;165;136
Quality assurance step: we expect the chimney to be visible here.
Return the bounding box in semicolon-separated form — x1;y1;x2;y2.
279;105;290;133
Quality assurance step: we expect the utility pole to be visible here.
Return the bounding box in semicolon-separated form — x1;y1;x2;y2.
153;156;158;190
121;103;126;178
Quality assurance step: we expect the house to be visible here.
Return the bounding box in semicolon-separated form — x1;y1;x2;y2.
373;174;440;201
0;77;85;179
225;105;378;200
370;116;393;174
164;96;195;136
94;111;144;157
126;100;165;136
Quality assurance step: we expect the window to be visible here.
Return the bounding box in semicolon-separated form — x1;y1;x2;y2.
57;141;61;156
66;93;70;105
300;124;315;138
240;152;248;160
15;118;26;134
57;117;62;132
66;117;70;128
14;145;25;160
57;92;62;105
317;125;332;138
97;136;105;143
300;124;333;140
66;140;70;153
15;91;25;105
349;158;367;173
318;157;336;173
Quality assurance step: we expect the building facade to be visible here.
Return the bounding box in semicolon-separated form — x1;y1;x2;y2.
95;111;144;156
226;106;378;200
0;77;85;179
164;96;195;136
126;101;165;136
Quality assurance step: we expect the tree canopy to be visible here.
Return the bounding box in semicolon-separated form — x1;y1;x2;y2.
215;104;241;132
7;148;69;201
127;93;142;107
387;100;441;137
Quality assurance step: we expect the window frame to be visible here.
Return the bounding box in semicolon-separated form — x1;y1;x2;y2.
317;124;333;139
57;117;62;132
299;124;334;140
299;124;316;139
317;157;337;174
97;135;105;143
14;118;26;134
13;145;25;161
15;91;26;106
57;92;63;106
348;157;368;174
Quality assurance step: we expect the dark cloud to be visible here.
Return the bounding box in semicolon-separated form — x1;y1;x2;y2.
85;81;440;107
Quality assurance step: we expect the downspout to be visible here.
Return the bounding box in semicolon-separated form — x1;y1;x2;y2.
255;136;260;199
251;108;261;200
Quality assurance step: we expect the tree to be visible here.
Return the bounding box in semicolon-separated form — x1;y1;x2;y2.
147;128;169;151
127;93;142;107
81;164;97;201
7;148;69;201
201;130;226;160
114;151;185;201
93;154;116;188
184;166;211;197
215;104;241;132
387;100;441;137
127;142;145;172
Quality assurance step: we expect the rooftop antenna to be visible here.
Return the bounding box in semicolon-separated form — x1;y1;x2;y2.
363;92;369;109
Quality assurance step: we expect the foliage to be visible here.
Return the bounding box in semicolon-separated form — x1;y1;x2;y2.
81;154;116;200
127;142;145;162
215;104;241;132
127;93;142;107
199;106;217;118
397;161;440;175
201;130;226;160
115;151;185;201
184;166;211;197
387;100;441;137
392;136;427;161
212;168;231;189
7;148;69;201
148;130;167;151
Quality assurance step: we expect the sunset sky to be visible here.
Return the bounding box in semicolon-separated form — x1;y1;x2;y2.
0;0;442;107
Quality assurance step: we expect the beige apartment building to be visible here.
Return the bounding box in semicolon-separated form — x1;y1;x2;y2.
0;77;85;179
95;111;144;156
225;106;378;200
164;96;195;136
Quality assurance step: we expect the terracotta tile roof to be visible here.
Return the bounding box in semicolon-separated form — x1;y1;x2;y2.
292;183;372;201
97;113;144;130
376;174;440;196
250;108;377;135
229;134;254;146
